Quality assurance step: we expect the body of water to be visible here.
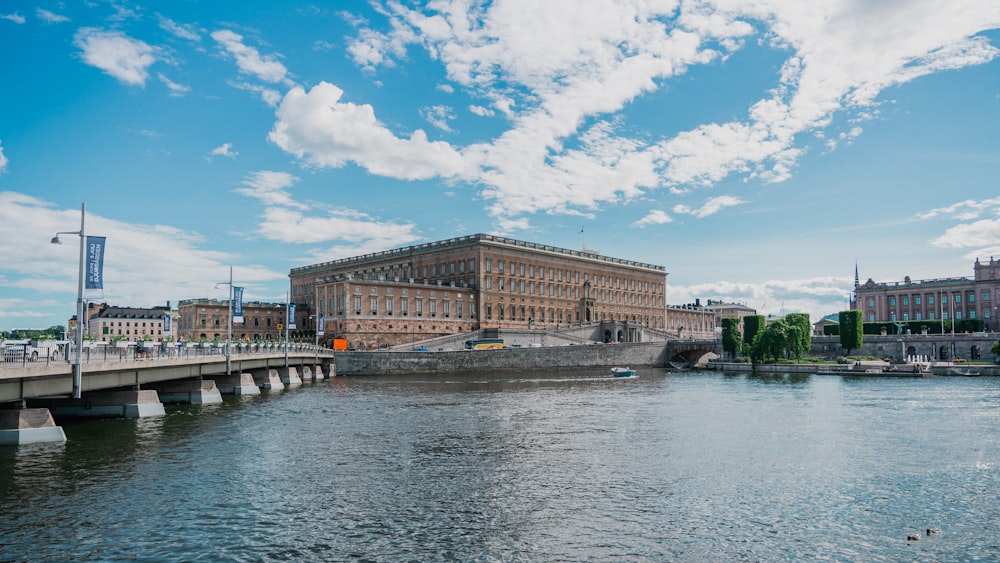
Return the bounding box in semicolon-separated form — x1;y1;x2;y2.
2;370;999;561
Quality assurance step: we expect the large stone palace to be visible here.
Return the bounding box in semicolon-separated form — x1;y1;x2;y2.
289;234;668;349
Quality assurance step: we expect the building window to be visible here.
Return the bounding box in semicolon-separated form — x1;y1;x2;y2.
416;299;423;316
969;294;975;303
928;296;934;305
386;297;394;315
355;296;362;314
498;260;505;274
889;297;896;307
902;297;908;306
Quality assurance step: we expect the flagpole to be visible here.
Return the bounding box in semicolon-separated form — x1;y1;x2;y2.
73;204;86;399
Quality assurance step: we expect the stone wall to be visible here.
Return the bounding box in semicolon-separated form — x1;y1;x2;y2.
335;341;671;375
811;334;998;362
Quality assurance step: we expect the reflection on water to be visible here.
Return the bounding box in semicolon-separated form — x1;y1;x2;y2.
2;370;999;561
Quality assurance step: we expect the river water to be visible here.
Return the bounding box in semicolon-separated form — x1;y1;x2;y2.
1;370;998;562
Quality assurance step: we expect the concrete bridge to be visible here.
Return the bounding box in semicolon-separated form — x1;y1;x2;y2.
0;348;335;446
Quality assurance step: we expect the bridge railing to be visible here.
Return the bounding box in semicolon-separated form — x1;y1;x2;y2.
0;342;334;369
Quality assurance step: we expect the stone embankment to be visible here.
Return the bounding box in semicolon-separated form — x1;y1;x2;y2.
708;360;1000;376
335;342;671;375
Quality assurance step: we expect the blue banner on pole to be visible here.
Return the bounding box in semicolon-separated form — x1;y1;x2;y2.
288;303;296;330
317;315;325;336
163;314;171;334
233;287;244;324
85;236;106;290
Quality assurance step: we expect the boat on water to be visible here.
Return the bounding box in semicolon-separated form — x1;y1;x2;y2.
611;367;637;378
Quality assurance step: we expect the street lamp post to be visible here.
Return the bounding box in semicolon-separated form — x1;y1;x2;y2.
215;267;234;376
51;203;86;399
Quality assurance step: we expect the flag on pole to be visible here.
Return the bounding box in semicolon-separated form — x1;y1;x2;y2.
85;236;106;290
233;286;244;324
288;303;297;330
317;315;325;336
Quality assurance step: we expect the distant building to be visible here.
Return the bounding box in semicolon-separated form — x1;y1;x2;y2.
177;299;286;342
853;257;1000;330
87;303;172;343
289;233;668;348
666;298;758;339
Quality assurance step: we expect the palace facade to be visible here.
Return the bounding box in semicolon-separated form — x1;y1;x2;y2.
289;234;668;349
853;257;1000;330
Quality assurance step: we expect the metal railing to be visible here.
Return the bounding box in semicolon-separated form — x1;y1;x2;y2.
0;342;334;368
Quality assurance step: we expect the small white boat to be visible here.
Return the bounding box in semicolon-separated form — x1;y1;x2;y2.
611;367;637;378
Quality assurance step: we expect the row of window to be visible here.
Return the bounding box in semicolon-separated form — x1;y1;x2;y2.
483;259;655;293
867;291;991;308
321;296;478;318
880;309;990;322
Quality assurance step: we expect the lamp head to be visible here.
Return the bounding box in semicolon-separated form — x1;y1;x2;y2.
50;236;62;245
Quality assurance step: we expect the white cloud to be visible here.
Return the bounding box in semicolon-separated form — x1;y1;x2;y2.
1;13;25;24
258;206;419;247
673;195;746;218
932;219;1000;249
234;171;302;208
208;142;239;159
157;72;190;96
74;28;158;87
158;16;201;41
917;197;1000;221
229;81;282;107
469;104;495;117
212;29;291;85
35;8;68;24
269;82;468;180
231;171;423;253
634;210;673;227
420;104;456;132
0;140;7;173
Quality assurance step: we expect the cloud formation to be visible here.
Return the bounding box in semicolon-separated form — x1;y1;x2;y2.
269;82;468;180
261;0;1000;228
212;30;291;85
209;142;238;159
74;28;158;86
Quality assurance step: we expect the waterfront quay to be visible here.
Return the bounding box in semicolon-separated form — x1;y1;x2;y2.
0;345;335;445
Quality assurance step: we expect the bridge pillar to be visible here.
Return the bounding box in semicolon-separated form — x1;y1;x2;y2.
0;408;66;445
152;379;224;405
300;365;314;382
208;372;261;396
250;368;284;390
34;390;166;419
277;366;302;387
312;364;326;381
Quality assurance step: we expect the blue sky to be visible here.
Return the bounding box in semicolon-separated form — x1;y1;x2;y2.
1;1;999;331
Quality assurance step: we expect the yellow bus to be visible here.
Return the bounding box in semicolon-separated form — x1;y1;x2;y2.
464;338;505;350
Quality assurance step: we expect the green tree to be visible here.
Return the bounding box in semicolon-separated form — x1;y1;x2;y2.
721;317;742;360
839;310;863;355
743;315;765;349
753;318;790;362
991;339;1000;359
784;313;811;357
